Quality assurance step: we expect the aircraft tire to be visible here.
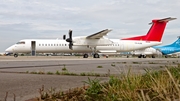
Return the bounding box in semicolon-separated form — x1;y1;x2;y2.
14;53;18;58
152;55;155;58
83;54;88;58
143;55;146;58
106;55;108;58
94;53;100;58
138;55;142;58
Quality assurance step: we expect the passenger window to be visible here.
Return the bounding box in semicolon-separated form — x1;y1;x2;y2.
16;41;25;44
39;44;41;46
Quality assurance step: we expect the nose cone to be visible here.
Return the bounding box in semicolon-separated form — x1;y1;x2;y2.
5;45;14;53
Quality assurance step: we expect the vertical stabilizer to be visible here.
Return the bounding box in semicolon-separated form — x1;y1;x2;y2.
121;17;176;41
169;37;180;47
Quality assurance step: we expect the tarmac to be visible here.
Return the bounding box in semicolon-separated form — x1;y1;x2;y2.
0;56;179;101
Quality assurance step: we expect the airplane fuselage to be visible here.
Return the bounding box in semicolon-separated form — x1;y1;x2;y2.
6;38;162;54
157;46;180;55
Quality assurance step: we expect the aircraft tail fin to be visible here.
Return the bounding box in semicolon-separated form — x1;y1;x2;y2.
121;17;176;41
169;36;180;47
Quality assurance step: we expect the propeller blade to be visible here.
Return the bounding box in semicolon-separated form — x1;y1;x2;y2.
69;42;73;50
69;30;72;39
66;30;73;50
63;35;66;40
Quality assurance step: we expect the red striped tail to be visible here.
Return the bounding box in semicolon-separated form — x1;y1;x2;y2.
121;17;176;41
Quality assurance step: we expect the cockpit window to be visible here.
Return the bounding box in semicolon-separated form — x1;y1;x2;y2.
16;41;25;44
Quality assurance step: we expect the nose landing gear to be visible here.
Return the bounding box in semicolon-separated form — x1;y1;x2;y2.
14;53;18;58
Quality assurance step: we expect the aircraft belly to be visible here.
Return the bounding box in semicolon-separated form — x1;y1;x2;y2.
73;46;91;53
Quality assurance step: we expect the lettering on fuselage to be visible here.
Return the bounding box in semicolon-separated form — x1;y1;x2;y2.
135;42;142;44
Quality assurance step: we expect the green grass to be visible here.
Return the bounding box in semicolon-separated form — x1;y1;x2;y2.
62;67;67;71
132;62;140;64
55;70;60;75
80;72;86;76
47;71;53;75
26;70;103;77
30;71;38;74
80;72;101;77
97;65;103;68
111;63;116;67
149;62;157;64
36;66;180;101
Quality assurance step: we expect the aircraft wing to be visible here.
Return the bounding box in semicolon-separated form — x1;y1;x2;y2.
86;29;112;39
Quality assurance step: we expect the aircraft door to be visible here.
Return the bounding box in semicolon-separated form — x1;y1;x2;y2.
31;41;36;56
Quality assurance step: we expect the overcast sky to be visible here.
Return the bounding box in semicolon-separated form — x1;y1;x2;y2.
0;0;180;52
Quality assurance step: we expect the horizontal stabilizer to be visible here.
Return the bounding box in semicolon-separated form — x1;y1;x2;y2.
149;17;176;24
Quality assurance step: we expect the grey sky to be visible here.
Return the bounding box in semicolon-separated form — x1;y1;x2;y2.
0;0;180;52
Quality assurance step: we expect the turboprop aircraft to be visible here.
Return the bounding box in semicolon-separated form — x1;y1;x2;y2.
5;17;176;58
131;36;180;58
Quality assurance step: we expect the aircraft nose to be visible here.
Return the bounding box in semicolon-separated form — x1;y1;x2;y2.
5;46;14;53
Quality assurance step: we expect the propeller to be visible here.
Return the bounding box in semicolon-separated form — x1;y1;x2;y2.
65;30;73;50
63;35;66;40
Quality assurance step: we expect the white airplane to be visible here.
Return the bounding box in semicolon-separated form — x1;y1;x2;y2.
5;17;176;58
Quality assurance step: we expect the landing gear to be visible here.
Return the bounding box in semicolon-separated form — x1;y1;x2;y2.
86;46;100;58
106;55;109;58
138;55;146;58
152;55;155;58
14;53;18;58
143;55;146;58
93;53;100;58
83;54;89;58
165;55;168;58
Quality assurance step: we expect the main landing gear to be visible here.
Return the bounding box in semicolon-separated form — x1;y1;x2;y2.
93;53;100;58
83;46;100;58
83;54;88;58
138;55;146;58
83;53;100;58
138;54;156;58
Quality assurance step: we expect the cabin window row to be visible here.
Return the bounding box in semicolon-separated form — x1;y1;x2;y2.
39;44;67;46
38;44;121;46
107;44;120;46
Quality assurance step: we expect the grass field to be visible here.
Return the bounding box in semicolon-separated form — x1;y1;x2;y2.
32;65;180;101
